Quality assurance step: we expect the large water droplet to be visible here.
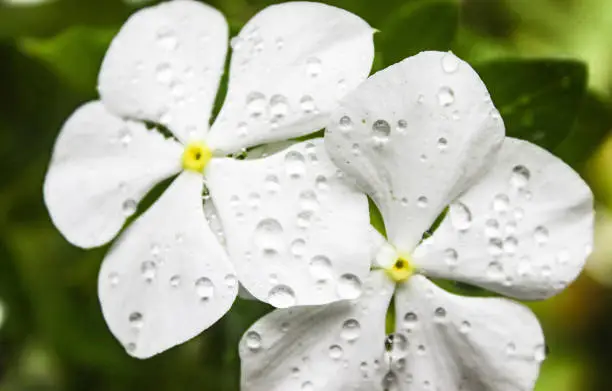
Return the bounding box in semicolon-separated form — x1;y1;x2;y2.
245;330;262;351
306;57;322;77
195;277;214;301
337;274;362;299
441;52;460;73
341;319;361;342
254;218;284;252
449;202;472;231
285;150;306;178
510;165;530;188
328;344;343;360
129;312;144;330
372;119;391;145
339;115;352;133
122;199;137;216
246;91;266;118
417;196;429;208
382;371;399;391
268;285;296;308
309;255;333;280
385;333;409;361
403;312;418;330
437;87;455;106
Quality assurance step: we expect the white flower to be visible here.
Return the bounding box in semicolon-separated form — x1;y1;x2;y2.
43;0;376;358
239;52;594;391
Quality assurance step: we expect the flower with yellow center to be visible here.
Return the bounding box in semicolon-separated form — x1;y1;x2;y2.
240;51;594;391
42;0;378;359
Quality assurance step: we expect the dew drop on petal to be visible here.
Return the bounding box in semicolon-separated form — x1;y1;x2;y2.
309;255;333;280
372;119;391;145
328;344;344;360
337;274;362;299
385;333;409;361
437;86;455;106
195;277;214;301
300;95;316;113
245;330;262;352
129;312;144;330
141;260;156;282
443;248;458;267
246;91;266;118
122;199;137;216
492;193;510;213
441;52;460;73
534;226;549;245
270;94;289;119
510;165;530;188
403;312;418;330
449;202;471;231
306;57;322;77
341;319;361;342
339;115;352;133
285;150;306;179
417;196;429;208
268;285;296;308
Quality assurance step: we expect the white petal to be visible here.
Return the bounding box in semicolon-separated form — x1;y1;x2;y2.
413;138;594;300
206;139;371;306
393;275;545;391
98;172;238;359
207;2;374;154
325;51;505;252
43;101;182;248
240;271;394;391
98;0;227;142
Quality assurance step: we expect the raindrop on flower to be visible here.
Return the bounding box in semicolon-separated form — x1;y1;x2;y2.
109;272;120;287
534;226;549;245
141;260;156;282
434;307;447;320
488;238;503;257
301;381;314;391
449;202;472;231
306;57;322;77
270;94;289;119
492;193;510;213
290;238;306;258
437;137;448;151
129;312;144;330
254;218;284;252
372;119;391;144
156;29;178;50
486;260;504;279
339;115;352;133
264;174;280;193
385;333;409;361
417;196;429;208
337;274;362;299
195;277;214;301
285;150;306;178
118;127;132;146
246;91;266;118
245;331;262;352
122;199;137;216
268;285;296;308
382;371;399;391
315;175;329;191
484;218;500;237
341;319;361;342
309;255;333;280
403;312;418;330
299;190;319;211
328;344;343;360
443;248;458;267
441;52;460;73
437;86;455;106
510;165;530;188
397;119;407;133
534;344;547;362
300;95;316;113
169;275;181;288
460;320;471;334
504;236;519;255
155;63;173;85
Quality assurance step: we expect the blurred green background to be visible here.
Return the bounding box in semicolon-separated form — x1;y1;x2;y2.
1;0;612;390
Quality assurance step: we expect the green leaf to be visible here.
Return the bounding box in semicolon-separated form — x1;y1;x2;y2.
474;59;588;151
19;26;117;95
376;0;459;68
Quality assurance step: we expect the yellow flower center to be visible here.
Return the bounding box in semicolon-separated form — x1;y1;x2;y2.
182;141;212;173
385;256;414;283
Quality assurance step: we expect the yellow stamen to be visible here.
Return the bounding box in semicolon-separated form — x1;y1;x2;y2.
385;256;414;283
182;141;212;173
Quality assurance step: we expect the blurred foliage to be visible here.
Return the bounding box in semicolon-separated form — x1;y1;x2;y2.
0;0;611;390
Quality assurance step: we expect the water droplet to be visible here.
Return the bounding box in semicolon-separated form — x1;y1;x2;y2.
437;86;455;106
246;91;266;118
118;127;132;146
122;199;137;216
504;236;519;255
225;274;237;288
290;238;306;258
195;277;214;301
270;94;289;119
382;371;399;391
434;307;446;320
109;272;120;287
254;218;283;251
141;260;156;282
339;115;352;132
449;202;471;231
264;174;280;193
299;190;319;211
300;95;316;113
437;137;448;151
169;275;181;287
487;238;503;257
285;151;306;178
328;344;343;359
441;52;460;73
385;333;409;360
301;381;314;391
129;312;144;330
506;342;516;356
397;119;407;133
315;175;329;191
337;274;362;299
155;63;173;84
403;312;418;330
372;119;391;144
534;226;549;245
268;285;296;308
492;193;510;213
309;255;333;280
417;196;428;208
245;331;262;351
534;344;546;362
510;165;530;188
341;319;361;342
306;57;322;77
238;122;248;138
484;218;500;237
460;320;471;334
297;211;313;229
486;260;504;279
443;248;458;267
157;29;178;50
